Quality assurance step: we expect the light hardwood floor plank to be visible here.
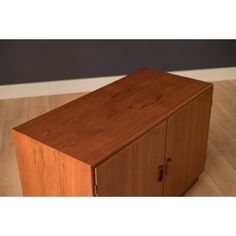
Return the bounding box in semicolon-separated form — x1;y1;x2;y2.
0;100;8;152
49;93;86;110
206;141;236;195
208;119;236;152
211;99;236;141
213;82;236;119
186;171;223;196
218;143;236;171
0;98;29;196
28;96;50;120
218;80;236;99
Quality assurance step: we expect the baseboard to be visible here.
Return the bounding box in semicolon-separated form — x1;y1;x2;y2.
0;75;123;100
1;67;236;99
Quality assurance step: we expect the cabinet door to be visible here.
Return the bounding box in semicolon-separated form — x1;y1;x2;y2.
164;89;213;196
94;121;166;196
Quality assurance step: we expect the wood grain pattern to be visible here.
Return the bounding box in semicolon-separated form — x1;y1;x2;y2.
13;68;212;166
206;141;236;195
28;96;50;120
12;68;213;196
0;100;7;152
12;130;93;196
186;171;223;196
94;122;166;196
48;93;86;110
164;88;213;196
0;93;87;196
0;98;28;196
1;80;236;196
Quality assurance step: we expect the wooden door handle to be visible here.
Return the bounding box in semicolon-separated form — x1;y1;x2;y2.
157;165;164;182
165;157;172;175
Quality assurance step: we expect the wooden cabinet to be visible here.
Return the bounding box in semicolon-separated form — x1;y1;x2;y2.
164;91;212;196
13;68;213;196
95;122;166;196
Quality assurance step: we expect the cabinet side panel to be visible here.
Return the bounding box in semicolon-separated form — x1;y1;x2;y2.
95;121;166;196
12;131;93;196
186;88;213;187
164;88;213;196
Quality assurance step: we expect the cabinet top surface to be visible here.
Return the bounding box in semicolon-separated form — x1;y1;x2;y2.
13;68;212;166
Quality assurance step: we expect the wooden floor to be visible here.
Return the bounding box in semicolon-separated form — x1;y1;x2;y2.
0;80;236;196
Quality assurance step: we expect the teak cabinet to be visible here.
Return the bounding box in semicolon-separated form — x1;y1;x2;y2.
13;68;213;196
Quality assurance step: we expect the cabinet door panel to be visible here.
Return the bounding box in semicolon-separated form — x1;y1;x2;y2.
164;89;213;196
95;121;166;196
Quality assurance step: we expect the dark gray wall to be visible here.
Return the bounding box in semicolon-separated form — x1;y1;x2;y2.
1;40;236;85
